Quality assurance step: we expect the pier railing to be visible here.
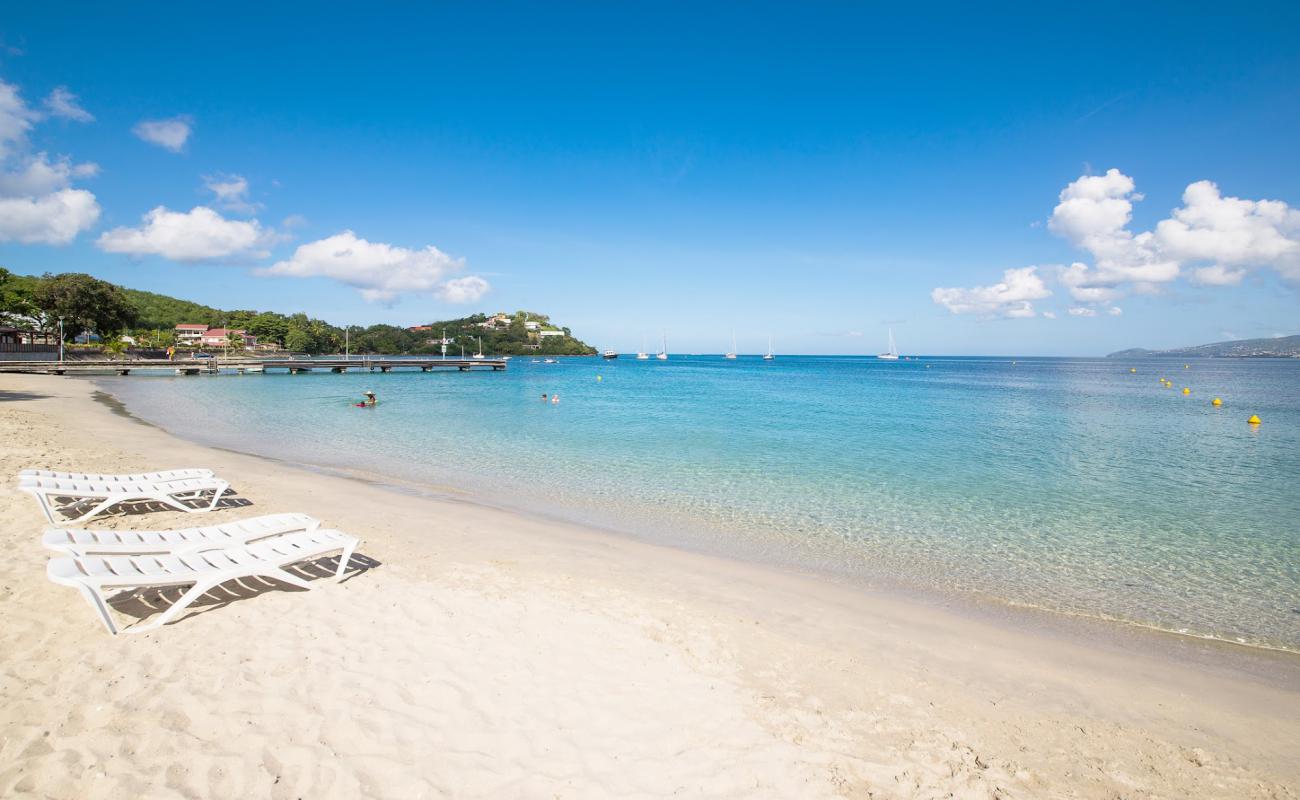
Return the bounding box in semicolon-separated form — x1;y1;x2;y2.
0;356;508;375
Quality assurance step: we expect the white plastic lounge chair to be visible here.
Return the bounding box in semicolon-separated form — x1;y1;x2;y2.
18;475;232;525
19;468;215;485
43;512;321;556
47;527;360;634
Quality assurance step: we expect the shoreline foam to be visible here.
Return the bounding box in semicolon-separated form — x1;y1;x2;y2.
2;372;1298;798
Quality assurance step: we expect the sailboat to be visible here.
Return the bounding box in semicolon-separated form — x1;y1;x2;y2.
636;334;649;360
656;332;668;360
763;335;775;361
877;328;899;361
473;336;486;359
724;331;737;359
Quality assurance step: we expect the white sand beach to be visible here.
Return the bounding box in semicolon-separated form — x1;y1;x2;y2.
1;372;1298;799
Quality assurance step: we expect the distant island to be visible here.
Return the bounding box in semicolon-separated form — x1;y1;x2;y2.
0;268;597;356
1108;334;1300;359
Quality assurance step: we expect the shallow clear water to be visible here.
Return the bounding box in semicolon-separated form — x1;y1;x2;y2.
101;356;1300;651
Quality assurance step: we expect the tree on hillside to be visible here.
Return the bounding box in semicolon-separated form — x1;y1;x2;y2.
247;312;290;346
0;267;40;326
33;273;137;341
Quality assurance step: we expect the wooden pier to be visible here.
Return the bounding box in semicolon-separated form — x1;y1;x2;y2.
255;358;507;373
0;357;507;376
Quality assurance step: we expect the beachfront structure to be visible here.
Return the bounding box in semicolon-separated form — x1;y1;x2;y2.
538;330;565;338
200;328;258;349
174;324;208;346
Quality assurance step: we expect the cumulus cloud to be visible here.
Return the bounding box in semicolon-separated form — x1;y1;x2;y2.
1067;306;1096;317
0;80;37;160
97;206;268;261
203;173;260;214
1042;311;1057;319
1049;169;1300;300
1156;180;1300;283
43;87;93;122
0;152;98;196
436;275;491;304
0;78;101;245
133;115;192;152
0;189;101;245
261;230;489;304
935;169;1300;319
931;266;1051;318
1048;169;1179;302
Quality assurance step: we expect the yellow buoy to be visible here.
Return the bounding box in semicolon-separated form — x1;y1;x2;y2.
1182;387;1190;395
1130;368;1136;373
1247;415;1261;425
596;375;602;382
1211;398;1222;407
1184;364;1189;369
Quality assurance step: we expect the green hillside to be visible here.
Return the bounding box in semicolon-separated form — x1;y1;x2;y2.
0;268;596;356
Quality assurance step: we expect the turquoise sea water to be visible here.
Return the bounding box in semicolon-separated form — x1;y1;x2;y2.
101;356;1300;651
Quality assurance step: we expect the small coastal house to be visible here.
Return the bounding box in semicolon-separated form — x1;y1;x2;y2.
199;328;258;349
538;330;566;338
174;324;208;346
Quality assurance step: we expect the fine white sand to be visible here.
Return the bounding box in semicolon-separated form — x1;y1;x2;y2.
1;372;1297;799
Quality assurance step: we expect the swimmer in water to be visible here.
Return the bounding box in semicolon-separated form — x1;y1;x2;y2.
356;390;377;407
541;393;548;402
551;394;559;404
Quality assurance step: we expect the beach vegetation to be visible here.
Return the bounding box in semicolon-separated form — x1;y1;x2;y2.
0;268;596;356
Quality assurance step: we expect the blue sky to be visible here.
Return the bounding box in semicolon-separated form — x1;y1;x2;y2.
1;2;1298;355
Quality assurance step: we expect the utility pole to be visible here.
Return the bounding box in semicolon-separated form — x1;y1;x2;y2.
345;326;350;361
442;328;447;360
58;317;64;364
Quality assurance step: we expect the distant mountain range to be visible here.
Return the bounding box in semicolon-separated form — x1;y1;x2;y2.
1108;335;1300;358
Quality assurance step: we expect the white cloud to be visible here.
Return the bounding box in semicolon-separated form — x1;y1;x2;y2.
1048;169;1179;299
1189;264;1247;286
261;230;489;304
1156;180;1300;282
1042;311;1057;319
0;152;98;196
931;266;1051;318
0;79;101;245
1067;306;1097;317
945;169;1300;319
0;189;101;245
203;173;260;214
281;213;308;228
43;87;93;122
1048;169;1300;300
97;206;268;261
436;275;490;304
0;79;37;160
133;116;192;152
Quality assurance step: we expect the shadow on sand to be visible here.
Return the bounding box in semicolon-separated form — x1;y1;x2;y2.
48;490;254;523
106;552;382;631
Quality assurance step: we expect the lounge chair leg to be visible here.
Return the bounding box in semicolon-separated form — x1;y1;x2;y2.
127;578;221;634
335;542;357;579
206;483;229;510
76;584;119;635
65;496;122;525
35;493;58;525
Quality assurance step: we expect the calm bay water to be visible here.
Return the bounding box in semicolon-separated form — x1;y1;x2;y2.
101;356;1300;651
